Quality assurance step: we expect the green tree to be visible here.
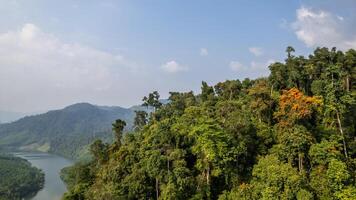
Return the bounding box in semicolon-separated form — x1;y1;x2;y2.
322;64;355;158
286;46;295;58
112;119;126;145
214;80;241;100
133;110;148;131
143;91;162;111
200;81;215;102
89;139;108;164
250;155;310;200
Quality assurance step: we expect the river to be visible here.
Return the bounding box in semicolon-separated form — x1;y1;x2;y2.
13;152;73;200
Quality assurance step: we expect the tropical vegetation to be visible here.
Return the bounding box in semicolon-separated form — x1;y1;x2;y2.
0;154;44;200
62;47;355;200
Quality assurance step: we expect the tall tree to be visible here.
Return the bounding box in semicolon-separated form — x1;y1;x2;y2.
200;81;215;102
133;110;148;131
286;46;295;58
344;49;356;91
90;139;108;164
214;80;242;100
274;88;321;172
112;119;126;146
143;91;162;111
322;64;355;158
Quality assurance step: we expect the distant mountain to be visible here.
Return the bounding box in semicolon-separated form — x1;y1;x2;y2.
0;103;140;160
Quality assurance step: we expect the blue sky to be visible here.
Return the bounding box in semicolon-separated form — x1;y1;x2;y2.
0;0;355;112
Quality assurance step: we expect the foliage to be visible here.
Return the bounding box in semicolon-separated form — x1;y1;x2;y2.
0;103;139;160
0;154;44;200
62;47;356;200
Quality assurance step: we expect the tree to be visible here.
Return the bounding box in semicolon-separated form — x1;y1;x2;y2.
143;91;162;111
250;155;310;200
242;78;253;90
286;46;295;58
168;91;197;116
274;88;321;172
309;140;343;166
90;139;108;164
278;125;314;172
133;110;148;131
327;159;351;191
112;119;126;145
143;149;166;200
344;49;356;91
322;64;355;158
274;88;321;127
200;81;215;102
248;79;275;123
269;62;288;90
214;80;242;100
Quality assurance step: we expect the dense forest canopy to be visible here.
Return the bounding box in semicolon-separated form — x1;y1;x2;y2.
0;154;44;200
62;47;356;200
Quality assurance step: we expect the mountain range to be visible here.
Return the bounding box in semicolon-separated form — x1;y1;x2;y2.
0;103;146;160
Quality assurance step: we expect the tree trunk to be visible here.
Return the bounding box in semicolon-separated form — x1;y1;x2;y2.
332;73;334;87
156;177;159;200
298;153;303;174
206;167;210;185
204;166;211;199
259;113;262;123
336;110;348;158
346;76;350;92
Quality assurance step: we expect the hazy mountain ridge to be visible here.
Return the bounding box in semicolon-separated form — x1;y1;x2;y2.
0;102;140;159
0;110;35;124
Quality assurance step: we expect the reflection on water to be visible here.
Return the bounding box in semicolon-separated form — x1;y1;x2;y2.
13;152;73;200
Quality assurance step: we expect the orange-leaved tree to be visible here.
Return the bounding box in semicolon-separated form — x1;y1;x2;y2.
274;88;322;127
274;88;322;172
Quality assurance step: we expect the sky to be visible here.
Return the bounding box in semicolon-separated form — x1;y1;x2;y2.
0;0;355;112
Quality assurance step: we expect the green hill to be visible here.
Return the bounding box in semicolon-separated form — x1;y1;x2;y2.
0;103;139;159
0;153;44;200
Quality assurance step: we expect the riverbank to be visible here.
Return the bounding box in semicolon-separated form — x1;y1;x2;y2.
0;153;44;200
13;152;73;200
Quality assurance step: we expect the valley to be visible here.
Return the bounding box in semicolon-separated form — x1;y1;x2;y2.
0;153;44;200
0;103;147;160
0;1;355;199
14;152;73;200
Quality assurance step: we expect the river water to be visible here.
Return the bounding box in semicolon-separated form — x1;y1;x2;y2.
13;152;73;200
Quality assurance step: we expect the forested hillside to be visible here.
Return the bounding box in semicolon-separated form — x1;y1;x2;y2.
0;103;139;159
63;47;355;199
0;154;44;200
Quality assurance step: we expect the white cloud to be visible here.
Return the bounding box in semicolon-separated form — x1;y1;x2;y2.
161;60;187;73
0;23;128;91
292;6;356;50
229;61;244;72
229;59;275;78
0;23;140;112
248;47;263;56
200;48;208;56
20;23;39;41
250;59;275;71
